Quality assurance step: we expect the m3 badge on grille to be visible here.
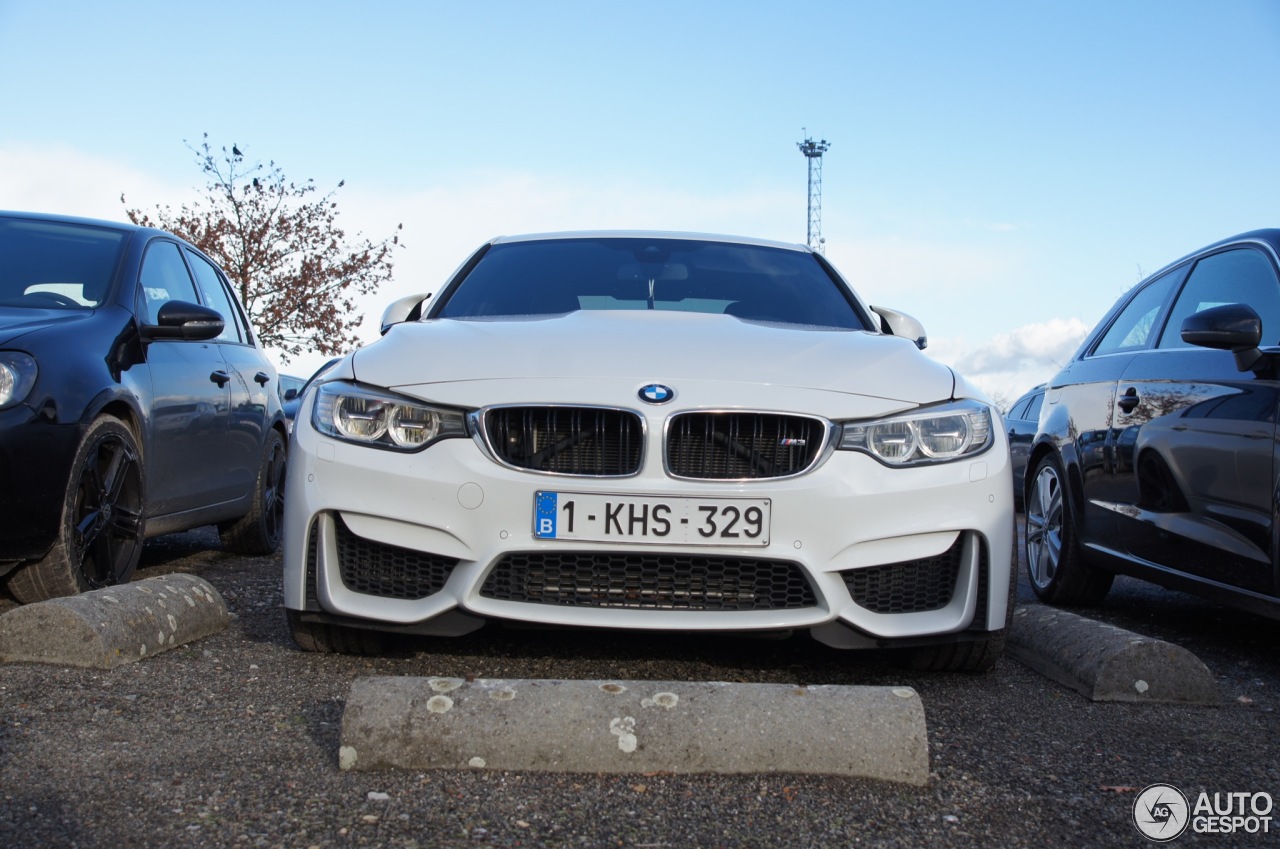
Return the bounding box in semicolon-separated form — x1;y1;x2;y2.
638;383;675;404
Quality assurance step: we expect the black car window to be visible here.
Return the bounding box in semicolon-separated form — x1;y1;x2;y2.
139;241;200;324
186;249;245;344
1091;266;1186;356
1024;391;1044;422
434;238;871;330
1157;248;1280;348
0;218;125;309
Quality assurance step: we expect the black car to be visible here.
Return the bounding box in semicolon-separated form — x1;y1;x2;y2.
1024;229;1280;619
280;358;339;433
1004;383;1045;510
0;211;287;602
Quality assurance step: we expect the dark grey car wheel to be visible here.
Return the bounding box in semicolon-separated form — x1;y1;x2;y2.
7;415;145;602
1024;454;1113;606
219;429;286;555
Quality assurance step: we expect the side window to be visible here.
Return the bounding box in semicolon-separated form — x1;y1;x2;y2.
1157;248;1280;348
139;241;200;324
1025;391;1044;423
1006;397;1031;420
186;249;245;344
1091;266;1186;356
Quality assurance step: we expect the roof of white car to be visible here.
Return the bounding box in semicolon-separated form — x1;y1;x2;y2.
488;230;811;252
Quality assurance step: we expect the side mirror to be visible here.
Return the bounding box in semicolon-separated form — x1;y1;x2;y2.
380;292;432;335
141;300;224;341
283;388;300;402
1182;303;1265;373
871;306;927;350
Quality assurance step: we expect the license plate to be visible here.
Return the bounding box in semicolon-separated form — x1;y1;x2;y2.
533;491;771;546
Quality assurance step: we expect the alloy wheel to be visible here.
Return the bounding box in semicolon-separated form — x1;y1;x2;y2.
1025;461;1063;592
72;432;144;588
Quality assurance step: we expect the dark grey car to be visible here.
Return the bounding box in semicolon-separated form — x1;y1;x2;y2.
1004;383;1044;511
1024;229;1280;620
0;211;287;602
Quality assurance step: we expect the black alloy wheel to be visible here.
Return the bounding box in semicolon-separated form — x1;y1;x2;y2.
7;415;146;602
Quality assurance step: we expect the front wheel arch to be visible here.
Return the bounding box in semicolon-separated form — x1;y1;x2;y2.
1023;452;1113;606
5;414;147;602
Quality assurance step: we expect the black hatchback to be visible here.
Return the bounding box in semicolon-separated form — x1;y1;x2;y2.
1024;229;1280;619
0;211;287;602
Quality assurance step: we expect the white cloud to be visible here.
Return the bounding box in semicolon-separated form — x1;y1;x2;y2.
1;143;186;221
823;232;1020;299
952;316;1090;373
929;317;1091;406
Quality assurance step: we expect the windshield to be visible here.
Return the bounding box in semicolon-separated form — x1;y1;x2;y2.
434;237;872;330
0;218;128;309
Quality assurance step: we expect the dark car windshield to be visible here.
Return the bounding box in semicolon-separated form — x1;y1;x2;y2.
433;237;872;330
0;218;128;309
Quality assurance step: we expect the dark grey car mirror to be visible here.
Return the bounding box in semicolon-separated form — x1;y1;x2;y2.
142;300;225;341
1182;303;1265;372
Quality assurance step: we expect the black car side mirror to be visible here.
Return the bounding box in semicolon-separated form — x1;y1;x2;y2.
141;300;225;342
1181;303;1266;373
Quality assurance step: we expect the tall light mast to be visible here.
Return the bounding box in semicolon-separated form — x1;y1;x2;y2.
796;134;830;252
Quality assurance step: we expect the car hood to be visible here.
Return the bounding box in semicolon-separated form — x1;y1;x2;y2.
0;307;94;346
352;311;959;417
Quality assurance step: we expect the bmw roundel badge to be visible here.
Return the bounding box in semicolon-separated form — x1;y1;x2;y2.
639;383;675;404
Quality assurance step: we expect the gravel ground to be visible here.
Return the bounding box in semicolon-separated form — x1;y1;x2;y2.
2;528;1278;849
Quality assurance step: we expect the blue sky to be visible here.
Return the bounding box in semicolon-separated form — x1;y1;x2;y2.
3;0;1279;403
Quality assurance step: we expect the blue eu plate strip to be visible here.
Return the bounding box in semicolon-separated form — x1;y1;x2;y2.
534;491;557;538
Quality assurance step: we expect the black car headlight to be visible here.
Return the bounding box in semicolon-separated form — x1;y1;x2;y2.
311;381;467;451
838;400;993;466
0;352;37;411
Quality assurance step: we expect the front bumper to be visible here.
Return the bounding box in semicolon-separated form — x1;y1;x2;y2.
283;409;1015;647
0;407;80;568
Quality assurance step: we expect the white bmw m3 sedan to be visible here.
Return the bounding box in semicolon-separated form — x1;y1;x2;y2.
282;232;1015;671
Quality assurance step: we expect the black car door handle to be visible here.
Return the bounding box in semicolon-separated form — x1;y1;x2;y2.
254;371;270;386
1117;388;1140;413
210;370;231;387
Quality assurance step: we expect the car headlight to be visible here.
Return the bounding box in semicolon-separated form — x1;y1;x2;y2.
0;352;37;410
311;381;467;451
838;400;993;466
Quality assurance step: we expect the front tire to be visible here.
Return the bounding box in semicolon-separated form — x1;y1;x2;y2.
219;429;286;555
7;415;145;602
286;609;386;654
1024;454;1113;606
909;524;1018;673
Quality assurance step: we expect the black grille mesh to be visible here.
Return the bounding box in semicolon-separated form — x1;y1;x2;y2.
480;551;817;611
334;516;459;601
843;535;964;614
485;407;643;475
667;412;823;479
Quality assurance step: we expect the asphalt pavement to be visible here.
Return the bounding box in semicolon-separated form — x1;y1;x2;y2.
1;525;1278;848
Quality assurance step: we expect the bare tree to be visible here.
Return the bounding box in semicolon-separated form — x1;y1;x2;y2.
122;135;402;363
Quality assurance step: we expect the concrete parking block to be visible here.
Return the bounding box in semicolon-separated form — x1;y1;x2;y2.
340;676;930;785
1007;604;1219;704
0;574;229;669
